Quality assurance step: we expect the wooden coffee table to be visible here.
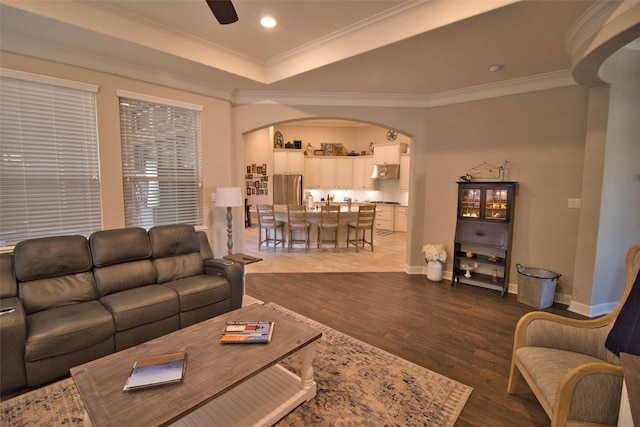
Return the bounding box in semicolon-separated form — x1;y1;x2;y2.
70;303;322;426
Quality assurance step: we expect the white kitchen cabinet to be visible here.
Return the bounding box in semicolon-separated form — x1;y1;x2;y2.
399;154;410;191
274;150;304;174
304;157;352;189
320;158;337;188
375;205;394;231
373;143;407;165
353;156;376;190
304;158;321;188
394;206;408;232
336;158;353;189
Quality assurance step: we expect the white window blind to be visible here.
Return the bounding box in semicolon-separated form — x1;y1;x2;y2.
0;71;102;250
119;95;203;229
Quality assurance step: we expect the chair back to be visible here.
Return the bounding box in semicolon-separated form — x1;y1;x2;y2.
320;205;340;228
287;205;307;228
257;204;277;227
356;204;376;228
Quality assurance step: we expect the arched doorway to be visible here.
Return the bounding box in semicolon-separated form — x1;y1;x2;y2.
239;118;411;273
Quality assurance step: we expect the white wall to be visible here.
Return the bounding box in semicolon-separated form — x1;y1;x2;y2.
589;45;640;311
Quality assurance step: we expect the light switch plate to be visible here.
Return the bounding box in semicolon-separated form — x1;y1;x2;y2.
568;198;581;208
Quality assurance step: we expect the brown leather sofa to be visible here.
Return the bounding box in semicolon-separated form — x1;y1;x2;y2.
0;224;242;395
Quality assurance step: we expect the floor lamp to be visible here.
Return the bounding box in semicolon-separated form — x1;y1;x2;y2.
216;187;243;255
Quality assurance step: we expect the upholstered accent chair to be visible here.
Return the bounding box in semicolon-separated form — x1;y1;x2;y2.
257;204;284;252
346;204;376;252
508;242;640;427
287;204;310;252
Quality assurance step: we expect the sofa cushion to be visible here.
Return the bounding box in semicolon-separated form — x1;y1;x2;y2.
19;272;98;315
24;300;114;362
154;253;204;284
90;227;151;267
99;285;179;331
149;224;200;258
162;275;231;311
93;259;156;297
13;235;92;282
516;347;605;408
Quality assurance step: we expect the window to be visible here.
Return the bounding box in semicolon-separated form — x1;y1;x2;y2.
118;91;203;228
0;69;102;249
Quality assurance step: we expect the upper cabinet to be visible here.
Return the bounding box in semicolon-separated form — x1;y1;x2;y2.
274;150;304;175
399;154;410;191
303;157;353;189
353;156;377;190
335;158;354;189
304;158;321;187
373;143;407;165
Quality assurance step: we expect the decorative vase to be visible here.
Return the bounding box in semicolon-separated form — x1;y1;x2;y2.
426;260;443;282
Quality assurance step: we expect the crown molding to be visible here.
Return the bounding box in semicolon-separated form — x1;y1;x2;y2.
233;70;578;108
565;0;640;87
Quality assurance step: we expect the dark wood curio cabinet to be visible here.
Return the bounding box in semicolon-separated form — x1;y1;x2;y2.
452;182;516;295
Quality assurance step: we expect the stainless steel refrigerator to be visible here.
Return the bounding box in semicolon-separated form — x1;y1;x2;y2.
273;174;303;205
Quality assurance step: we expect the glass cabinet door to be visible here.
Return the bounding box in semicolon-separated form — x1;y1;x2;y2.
484;188;509;220
459;188;481;218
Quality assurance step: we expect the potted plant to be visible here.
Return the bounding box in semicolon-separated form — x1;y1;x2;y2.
422;244;447;282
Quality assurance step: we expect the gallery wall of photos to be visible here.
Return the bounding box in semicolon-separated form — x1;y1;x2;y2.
246;163;268;196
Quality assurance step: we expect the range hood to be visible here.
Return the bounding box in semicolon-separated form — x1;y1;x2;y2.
371;163;400;180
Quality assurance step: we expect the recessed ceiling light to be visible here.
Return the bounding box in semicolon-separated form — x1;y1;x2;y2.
488;64;503;72
261;17;276;28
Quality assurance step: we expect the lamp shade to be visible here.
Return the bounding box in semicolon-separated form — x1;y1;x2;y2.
216;187;243;207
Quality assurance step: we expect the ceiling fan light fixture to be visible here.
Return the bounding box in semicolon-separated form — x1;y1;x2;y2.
260;16;277;28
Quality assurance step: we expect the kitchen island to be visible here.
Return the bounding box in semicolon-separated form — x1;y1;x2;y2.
274;204;367;249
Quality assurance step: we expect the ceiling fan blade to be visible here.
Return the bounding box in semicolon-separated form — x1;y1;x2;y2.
206;0;238;25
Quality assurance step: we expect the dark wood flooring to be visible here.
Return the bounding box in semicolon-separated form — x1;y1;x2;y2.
246;272;586;427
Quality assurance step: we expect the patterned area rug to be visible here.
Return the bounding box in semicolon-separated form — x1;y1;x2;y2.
0;303;472;427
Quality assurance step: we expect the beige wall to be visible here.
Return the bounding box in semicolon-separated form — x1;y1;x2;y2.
422;87;589;298
1;51;236;255
232;90;592;303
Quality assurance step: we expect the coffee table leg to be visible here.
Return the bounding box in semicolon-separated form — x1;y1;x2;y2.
84;410;93;427
298;341;317;401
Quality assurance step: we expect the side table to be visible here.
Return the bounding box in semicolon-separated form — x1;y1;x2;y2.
223;252;263;296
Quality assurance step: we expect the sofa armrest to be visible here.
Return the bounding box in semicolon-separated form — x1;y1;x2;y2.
1;297;27;394
204;259;243;310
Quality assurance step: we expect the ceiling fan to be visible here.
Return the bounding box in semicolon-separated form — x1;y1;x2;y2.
206;0;239;24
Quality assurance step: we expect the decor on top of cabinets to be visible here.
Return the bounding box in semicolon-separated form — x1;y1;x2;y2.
386;129;398;141
422;244;447;282
274;131;284;149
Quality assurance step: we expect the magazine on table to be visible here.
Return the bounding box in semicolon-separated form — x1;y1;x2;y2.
123;350;187;391
220;321;274;343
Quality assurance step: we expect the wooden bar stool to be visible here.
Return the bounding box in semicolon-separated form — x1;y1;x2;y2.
318;205;340;252
287;205;310;252
257;204;284;251
346;204;376;252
